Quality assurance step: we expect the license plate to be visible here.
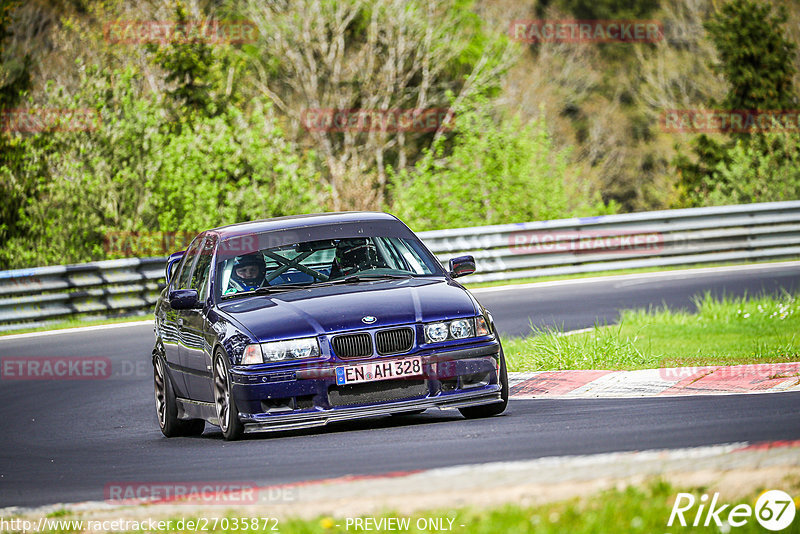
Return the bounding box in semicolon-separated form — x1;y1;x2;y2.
335;357;423;386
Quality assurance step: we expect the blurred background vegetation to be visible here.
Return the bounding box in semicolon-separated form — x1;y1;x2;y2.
1;0;799;268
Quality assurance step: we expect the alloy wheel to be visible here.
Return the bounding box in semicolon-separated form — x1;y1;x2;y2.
213;356;230;433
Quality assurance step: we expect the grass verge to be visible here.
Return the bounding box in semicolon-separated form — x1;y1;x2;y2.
33;479;800;533
293;481;789;533
502;291;800;372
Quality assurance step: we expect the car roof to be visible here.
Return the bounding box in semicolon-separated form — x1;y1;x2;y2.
208;212;402;240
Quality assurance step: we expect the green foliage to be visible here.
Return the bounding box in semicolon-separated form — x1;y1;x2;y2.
143;103;322;234
0;0;35;266
676;0;799;207
0;65;322;268
389;102;613;231
705;133;800;205
706;0;796;113
5;0;800;269
148;1;239;124
548;0;659;20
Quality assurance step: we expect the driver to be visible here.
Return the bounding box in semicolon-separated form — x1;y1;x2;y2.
331;238;378;278
228;253;266;292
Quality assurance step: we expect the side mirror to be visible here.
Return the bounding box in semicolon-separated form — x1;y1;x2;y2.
449;255;476;278
165;250;185;286
169;289;200;310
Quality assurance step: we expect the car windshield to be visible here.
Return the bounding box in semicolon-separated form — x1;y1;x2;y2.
217;235;441;298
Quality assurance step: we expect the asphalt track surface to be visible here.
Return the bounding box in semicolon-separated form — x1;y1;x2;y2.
1;263;799;508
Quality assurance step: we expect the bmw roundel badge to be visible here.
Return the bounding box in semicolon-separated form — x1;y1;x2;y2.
362;315;377;324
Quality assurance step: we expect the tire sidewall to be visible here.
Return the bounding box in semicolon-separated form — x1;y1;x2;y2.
213;350;244;440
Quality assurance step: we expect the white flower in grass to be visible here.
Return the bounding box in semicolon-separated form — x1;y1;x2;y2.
743;313;750;319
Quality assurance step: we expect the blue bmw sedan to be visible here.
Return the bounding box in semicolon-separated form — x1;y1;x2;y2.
153;212;508;440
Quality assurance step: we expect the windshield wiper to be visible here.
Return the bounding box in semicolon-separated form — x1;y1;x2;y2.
329;273;414;284
221;283;319;299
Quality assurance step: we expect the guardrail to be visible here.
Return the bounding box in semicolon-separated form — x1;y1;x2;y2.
1;201;799;331
424;200;800;283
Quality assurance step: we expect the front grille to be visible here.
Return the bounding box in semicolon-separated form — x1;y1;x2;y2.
328;379;427;407
332;333;373;359
376;327;414;355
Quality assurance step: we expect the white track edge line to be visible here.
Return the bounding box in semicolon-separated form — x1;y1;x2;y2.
0;320;154;341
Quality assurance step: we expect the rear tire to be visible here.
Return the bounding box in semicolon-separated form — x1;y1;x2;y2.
458;342;509;419
213;350;244;441
153;354;205;437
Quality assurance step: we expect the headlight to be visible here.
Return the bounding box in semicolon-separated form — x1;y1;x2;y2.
242;337;320;364
425;323;449;343
449;319;473;339
424;316;491;343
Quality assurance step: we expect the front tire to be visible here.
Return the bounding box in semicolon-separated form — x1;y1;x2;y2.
213;350;244;441
153;354;205;437
458;342;509;419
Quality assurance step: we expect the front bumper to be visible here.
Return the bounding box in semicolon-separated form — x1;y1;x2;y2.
229;341;502;433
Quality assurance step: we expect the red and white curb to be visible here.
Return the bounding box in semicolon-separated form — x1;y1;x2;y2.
509;363;800;398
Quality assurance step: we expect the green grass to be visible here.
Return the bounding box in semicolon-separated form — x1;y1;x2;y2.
463;258;798;289
25;479;800;533
503;291;800;372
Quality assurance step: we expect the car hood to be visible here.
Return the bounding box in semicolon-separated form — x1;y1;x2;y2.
216;278;478;342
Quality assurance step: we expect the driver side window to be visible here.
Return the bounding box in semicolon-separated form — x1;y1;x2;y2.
174;236;204;290
191;235;216;299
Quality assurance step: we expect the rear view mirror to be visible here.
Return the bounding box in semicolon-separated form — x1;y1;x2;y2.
449;255;476;278
169;289;200;310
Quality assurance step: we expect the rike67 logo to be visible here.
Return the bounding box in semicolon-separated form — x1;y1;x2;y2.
668;490;796;531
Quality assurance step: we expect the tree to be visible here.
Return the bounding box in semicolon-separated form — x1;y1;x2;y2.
242;0;514;211
390;100;612;231
148;0;243;131
676;0;798;206
705;132;800;205
0;0;35;268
